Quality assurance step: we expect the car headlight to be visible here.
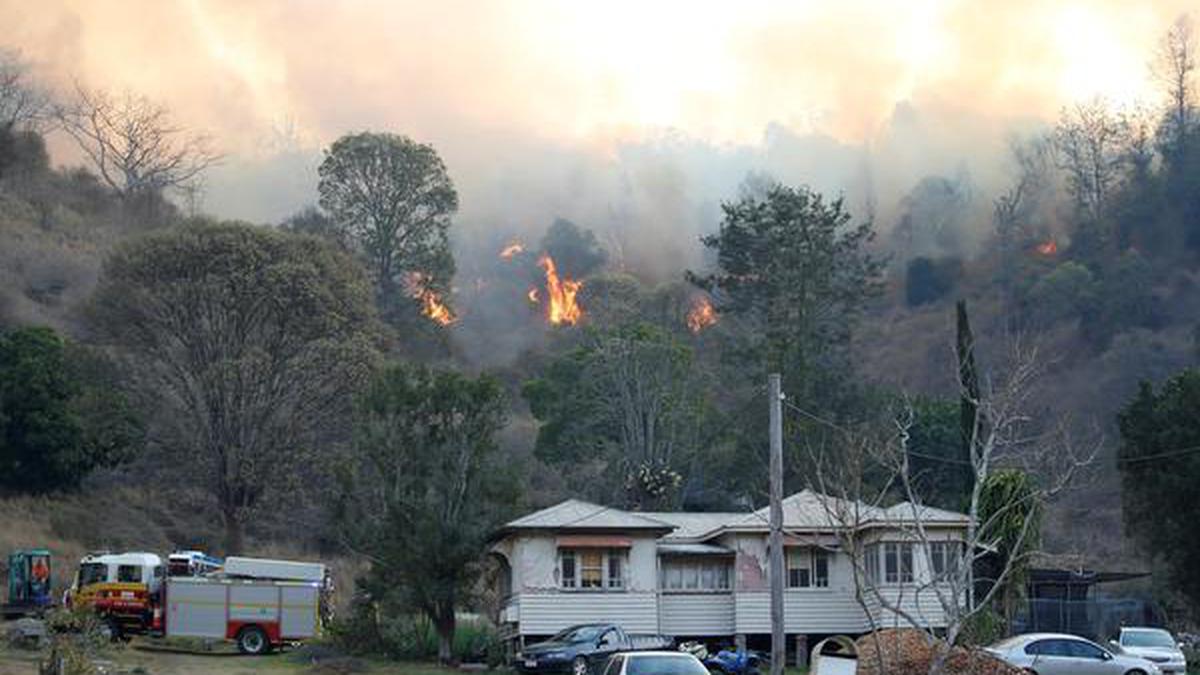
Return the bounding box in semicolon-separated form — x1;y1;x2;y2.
545;652;568;661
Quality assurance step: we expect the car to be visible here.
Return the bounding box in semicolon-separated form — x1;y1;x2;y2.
516;624;675;675
600;651;710;675
1110;627;1188;675
986;633;1162;675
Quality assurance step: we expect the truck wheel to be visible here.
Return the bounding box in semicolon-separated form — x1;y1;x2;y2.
103;617;123;643
236;625;271;655
572;656;589;675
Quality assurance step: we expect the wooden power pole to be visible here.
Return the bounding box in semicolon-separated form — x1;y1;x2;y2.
768;373;785;675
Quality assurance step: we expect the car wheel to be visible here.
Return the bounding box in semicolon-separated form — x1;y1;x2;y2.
1124;670;1147;675
236;625;270;655
572;656;589;675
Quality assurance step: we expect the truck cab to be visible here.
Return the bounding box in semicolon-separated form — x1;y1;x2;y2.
67;552;164;635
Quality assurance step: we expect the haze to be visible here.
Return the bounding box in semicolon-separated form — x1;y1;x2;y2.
1;0;1192;272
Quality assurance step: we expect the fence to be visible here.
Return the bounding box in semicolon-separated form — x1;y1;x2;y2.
1011;597;1164;641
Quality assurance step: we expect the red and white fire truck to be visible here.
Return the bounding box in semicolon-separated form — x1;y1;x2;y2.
67;552;327;654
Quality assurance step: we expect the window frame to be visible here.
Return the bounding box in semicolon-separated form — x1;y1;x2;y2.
785;548;830;589
660;558;732;593
559;548;629;592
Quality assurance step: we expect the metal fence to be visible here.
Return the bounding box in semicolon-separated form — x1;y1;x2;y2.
1011;598;1165;641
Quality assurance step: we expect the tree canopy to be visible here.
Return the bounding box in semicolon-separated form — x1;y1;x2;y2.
337;363;513;664
318;132;458;304
89;220;378;553
1117;369;1200;611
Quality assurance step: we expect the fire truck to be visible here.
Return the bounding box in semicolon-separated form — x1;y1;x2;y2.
67;552;327;654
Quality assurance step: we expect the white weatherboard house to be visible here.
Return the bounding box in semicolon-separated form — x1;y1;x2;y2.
489;490;970;647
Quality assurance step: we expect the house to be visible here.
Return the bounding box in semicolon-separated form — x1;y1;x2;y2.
489;489;970;649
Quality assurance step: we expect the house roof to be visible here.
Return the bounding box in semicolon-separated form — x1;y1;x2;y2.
493;491;969;543
502;499;674;531
722;490;970;533
639;512;743;542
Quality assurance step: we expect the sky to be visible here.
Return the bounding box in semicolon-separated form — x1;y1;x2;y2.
1;0;1194;275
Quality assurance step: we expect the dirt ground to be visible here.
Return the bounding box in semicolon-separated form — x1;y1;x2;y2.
0;636;466;675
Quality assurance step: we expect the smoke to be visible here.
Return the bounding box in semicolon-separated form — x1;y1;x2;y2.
2;0;1195;363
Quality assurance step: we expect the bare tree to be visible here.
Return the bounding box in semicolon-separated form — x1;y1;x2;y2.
58;84;220;200
1054;99;1131;223
1155;14;1197;158
800;341;1096;675
0;48;50;132
994;135;1056;310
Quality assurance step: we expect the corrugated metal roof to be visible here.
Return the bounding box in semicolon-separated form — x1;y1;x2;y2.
503;499;674;530
639;512;742;541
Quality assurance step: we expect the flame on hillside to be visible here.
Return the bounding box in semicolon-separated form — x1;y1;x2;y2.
537;255;583;325
1036;239;1058;256
687;296;718;333
404;272;456;326
500;242;525;260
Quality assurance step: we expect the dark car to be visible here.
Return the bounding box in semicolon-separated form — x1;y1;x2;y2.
517;624;674;675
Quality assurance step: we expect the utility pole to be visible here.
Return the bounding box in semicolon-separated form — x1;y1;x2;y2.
768;373;784;675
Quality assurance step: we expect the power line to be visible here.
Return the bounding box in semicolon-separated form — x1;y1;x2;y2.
1115;444;1200;465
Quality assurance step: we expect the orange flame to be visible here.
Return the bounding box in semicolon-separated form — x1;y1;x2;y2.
500;242;525;260
404;273;456;326
1036;239;1058;256
687;296;718;333
538;255;583;325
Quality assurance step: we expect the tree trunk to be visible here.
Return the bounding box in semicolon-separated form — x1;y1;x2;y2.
435;609;456;665
223;508;244;556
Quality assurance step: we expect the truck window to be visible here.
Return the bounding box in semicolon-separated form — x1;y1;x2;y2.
117;565;141;583
78;563;107;586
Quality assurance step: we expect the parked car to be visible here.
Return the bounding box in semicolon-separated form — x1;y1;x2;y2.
517;624;674;675
986;633;1162;675
601;651;710;675
1109;627;1188;675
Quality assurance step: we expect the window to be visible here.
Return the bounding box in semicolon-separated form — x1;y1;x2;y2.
929;541;961;579
1065;640;1107;660
603;655;625;675
865;544;880;584
883;543;913;584
561;550;577;588
581;550;604;588
78;563;107;587
117;565;141;583
786;548;829;588
660;560;731;592
560;549;628;590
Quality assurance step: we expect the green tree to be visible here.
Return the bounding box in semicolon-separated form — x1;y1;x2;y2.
317;132;458;304
0;326;82;492
1118;370;1200;614
690;183;884;400
524;324;707;510
976;469;1041;628
337;364;512;664
90;221;378;553
541;218;608;277
905;398;969;510
0;327;135;493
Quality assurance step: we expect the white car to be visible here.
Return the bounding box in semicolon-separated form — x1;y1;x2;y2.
600;651;709;675
987;633;1162;675
1110;627;1188;675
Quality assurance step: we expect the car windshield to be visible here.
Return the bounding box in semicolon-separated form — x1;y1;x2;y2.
1123;630;1175;648
626;655;709;675
552;626;605;643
